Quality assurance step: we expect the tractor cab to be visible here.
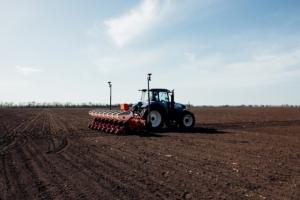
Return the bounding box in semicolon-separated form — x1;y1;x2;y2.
138;88;186;111
139;88;173;106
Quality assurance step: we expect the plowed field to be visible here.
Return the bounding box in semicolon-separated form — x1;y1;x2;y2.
0;107;299;200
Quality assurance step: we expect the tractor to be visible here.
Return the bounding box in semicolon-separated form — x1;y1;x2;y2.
132;88;195;129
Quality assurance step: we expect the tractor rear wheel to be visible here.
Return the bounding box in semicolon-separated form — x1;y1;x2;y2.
145;110;164;129
180;111;195;129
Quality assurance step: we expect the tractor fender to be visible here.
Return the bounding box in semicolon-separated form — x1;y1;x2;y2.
143;104;167;119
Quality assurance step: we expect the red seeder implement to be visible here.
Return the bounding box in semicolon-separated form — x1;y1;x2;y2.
88;109;146;134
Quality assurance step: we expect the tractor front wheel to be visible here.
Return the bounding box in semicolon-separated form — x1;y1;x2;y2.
180;111;195;129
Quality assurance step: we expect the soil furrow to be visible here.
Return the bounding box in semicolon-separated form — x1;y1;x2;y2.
66;142;182;199
0;107;299;199
2;152;30;200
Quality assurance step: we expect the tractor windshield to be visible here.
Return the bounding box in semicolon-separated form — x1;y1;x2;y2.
159;91;169;103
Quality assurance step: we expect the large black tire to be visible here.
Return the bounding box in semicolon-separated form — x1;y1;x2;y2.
144;109;164;130
179;111;195;129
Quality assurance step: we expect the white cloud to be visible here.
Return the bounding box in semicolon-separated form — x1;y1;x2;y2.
184;52;196;62
15;65;41;76
184;51;225;70
181;47;300;88
103;0;171;47
95;50;164;73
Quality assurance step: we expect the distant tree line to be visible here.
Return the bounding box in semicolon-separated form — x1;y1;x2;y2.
190;104;300;108
0;102;122;108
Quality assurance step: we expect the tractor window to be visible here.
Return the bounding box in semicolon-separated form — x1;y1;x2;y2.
140;90;146;102
159;92;169;103
150;91;159;101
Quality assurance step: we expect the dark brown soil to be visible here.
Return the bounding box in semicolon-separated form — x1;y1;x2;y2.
0;107;299;200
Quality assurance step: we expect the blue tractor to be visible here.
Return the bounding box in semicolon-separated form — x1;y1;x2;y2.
132;88;195;129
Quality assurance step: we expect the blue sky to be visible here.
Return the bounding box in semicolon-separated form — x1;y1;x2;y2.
0;0;300;105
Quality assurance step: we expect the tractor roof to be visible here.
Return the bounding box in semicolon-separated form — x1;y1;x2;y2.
139;88;171;93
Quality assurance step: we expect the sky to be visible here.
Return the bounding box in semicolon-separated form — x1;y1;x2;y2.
0;0;300;105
